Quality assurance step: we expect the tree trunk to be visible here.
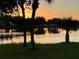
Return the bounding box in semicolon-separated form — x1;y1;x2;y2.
23;31;27;47
21;3;27;47
30;9;36;49
30;30;36;49
65;30;70;43
30;0;39;49
32;9;36;19
21;4;25;19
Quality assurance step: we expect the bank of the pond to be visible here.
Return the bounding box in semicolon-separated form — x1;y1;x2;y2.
0;42;79;59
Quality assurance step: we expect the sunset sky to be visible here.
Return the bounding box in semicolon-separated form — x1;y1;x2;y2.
35;0;79;20
16;0;79;20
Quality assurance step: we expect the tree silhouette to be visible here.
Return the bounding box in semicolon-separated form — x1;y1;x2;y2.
59;17;78;43
47;18;60;33
47;17;79;43
0;0;17;15
16;0;29;47
0;0;31;47
0;15;13;29
35;17;46;28
34;17;46;34
0;15;14;40
30;0;39;49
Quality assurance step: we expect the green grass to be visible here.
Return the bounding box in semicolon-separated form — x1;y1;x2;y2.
0;42;79;59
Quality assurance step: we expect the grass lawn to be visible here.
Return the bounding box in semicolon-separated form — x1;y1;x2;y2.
0;42;79;59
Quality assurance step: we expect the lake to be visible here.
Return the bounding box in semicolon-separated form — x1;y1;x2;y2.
0;28;79;44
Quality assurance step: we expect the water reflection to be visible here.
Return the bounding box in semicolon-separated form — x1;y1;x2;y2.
0;32;24;44
0;34;13;41
34;28;45;35
0;29;79;44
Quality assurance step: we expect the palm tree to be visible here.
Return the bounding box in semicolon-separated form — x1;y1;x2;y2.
18;0;27;47
29;0;39;49
30;0;55;49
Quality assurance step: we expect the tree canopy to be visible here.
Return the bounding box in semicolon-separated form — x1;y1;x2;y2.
0;0;31;14
0;0;17;14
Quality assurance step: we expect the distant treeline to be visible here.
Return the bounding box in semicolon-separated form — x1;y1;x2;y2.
0;15;79;31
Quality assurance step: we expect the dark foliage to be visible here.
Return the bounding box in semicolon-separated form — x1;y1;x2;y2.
47;17;79;43
45;0;54;4
0;0;17;13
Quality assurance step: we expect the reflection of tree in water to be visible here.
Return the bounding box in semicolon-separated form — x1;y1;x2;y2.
0;34;13;41
0;32;24;41
34;17;46;35
58;17;79;43
0;16;13;41
47;17;79;43
47;18;61;33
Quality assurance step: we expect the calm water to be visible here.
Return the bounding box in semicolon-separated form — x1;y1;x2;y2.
0;29;79;44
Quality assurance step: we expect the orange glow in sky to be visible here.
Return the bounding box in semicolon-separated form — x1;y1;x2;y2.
18;7;32;18
13;0;79;20
36;0;79;20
